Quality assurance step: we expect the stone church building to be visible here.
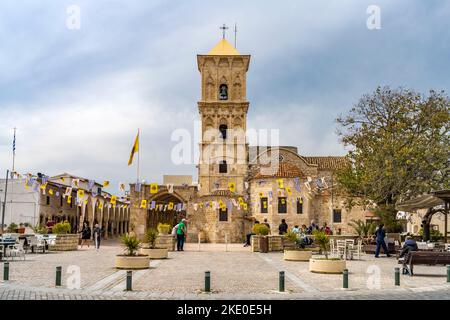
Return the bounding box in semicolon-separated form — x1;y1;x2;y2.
129;38;367;243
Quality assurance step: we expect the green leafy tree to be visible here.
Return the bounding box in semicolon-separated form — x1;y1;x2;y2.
121;234;140;256
336;87;449;233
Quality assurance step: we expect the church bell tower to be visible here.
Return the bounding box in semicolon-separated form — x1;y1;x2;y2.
197;37;251;197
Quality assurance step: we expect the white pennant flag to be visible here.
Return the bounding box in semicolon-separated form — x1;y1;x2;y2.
64;187;72;198
167;184;174;194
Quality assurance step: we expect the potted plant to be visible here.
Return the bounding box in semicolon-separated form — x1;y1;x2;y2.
115;234;150;269
348;219;375;245
139;228;169;259
283;230;314;261
309;230;346;274
17;223;26;234
7;222;18;233
251;224;270;253
48;221;78;251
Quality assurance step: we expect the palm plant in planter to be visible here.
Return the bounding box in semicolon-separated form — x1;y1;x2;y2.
139;228;168;259
115;234;149;269
348;219;375;244
309;230;346;274
283;230;314;261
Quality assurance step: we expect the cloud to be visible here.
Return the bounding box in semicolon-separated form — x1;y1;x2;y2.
0;0;449;193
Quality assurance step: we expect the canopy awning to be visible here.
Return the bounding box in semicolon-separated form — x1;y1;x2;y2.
395;190;450;212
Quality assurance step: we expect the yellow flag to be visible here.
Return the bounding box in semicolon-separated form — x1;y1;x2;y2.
243;203;248;210
140;199;147;208
286;187;292;196
228;182;236;193
77;189;85;199
103;181;109;188
84;200;88;205
259;192;264;198
238;197;244;205
150;183;158;194
111;195;117;205
128;130;139;166
99;202;104;209
67;196;72;204
168;202;174;210
40;183;47;190
48;189;54;195
276;178;284;189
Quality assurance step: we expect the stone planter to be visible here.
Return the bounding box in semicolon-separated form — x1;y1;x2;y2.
284;250;312;261
48;234;79;251
309;258;346;274
155;234;175;251
115;255;150;269
251;235;261;252
140;247;168;259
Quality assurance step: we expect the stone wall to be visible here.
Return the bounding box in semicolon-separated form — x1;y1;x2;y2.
156;234;175;251
48;234;78;251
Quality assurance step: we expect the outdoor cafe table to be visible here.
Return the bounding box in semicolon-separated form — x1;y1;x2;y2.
0;239;17;261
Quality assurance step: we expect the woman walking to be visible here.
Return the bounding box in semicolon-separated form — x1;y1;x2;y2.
79;222;91;249
92;223;102;250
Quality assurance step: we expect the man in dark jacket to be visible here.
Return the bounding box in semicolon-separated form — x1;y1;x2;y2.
278;219;288;235
374;224;391;258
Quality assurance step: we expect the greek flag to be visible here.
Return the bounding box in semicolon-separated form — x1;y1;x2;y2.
13;130;16;155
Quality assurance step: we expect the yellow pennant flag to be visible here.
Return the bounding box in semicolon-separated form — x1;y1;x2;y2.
286;187;292;196
40;183;47;190
140;199;147;208
238;197;244;205
150;183;158;194
243;203;248;210
67;195;72;204
103;181;109;188
110;195;117;205
84;200;88;205
98;202;104;209
276;178;284;189
168;202;174;210
128;130;139;166
48;189;54;195
228;182;236;193
77;189;85;199
259;192;264;198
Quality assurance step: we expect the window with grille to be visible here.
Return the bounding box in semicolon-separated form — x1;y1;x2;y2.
296;198;303;214
219;208;228;221
333;209;342;223
278;197;287;214
219;160;227;173
261;197;268;213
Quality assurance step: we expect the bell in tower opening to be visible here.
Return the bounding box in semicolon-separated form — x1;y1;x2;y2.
219;84;228;100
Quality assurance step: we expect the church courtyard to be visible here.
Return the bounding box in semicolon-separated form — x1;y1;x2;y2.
0;241;448;300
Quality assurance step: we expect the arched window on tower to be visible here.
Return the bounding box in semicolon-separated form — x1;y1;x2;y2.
219;84;228;100
219;160;228;174
219;124;227;140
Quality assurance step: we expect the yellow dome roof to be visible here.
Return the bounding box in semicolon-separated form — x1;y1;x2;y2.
207;39;240;55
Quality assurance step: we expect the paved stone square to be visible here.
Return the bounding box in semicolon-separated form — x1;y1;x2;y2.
1;241;449;300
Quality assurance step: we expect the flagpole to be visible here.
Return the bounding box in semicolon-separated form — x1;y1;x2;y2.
137;128;140;183
12;127;16;174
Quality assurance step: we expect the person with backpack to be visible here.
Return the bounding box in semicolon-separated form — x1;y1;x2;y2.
176;219;187;251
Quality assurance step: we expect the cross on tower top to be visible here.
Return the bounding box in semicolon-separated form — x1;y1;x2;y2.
220;24;229;39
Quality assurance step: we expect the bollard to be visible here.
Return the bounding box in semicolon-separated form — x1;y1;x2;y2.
447;265;450;283
126;271;132;291
205;271;211;293
3;261;9;281
395;267;400;286
343;269;349;289
55;266;62;286
279;271;285;292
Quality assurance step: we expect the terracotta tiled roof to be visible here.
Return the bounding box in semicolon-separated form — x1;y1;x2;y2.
303;156;348;170
252;163;303;179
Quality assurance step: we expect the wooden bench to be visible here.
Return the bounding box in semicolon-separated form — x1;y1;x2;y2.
400;251;450;276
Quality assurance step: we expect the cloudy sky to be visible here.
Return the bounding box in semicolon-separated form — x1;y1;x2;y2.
0;0;449;194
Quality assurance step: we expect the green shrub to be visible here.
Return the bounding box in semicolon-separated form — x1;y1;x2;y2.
157;223;171;235
284;230;299;243
252;224;270;235
7;223;18;233
419;228;442;242
52;221;72;234
33;223;48;234
146;228;158;248
312;230;331;260
121;234;140;256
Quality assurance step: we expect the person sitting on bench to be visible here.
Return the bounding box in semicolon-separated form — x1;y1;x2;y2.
399;236;418;259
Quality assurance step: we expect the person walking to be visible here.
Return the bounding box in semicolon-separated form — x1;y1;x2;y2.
244;220;260;247
92;223;102;250
374;223;391;258
176;219;187;251
278;219;288;235
79;222;91;249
